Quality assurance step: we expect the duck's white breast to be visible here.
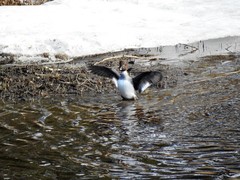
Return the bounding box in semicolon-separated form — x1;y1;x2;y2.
117;79;136;99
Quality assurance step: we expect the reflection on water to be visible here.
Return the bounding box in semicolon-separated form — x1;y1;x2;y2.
0;86;240;179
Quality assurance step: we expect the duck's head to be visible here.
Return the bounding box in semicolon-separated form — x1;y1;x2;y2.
119;60;128;72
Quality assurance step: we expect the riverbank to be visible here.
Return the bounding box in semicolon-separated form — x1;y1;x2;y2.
0;36;240;101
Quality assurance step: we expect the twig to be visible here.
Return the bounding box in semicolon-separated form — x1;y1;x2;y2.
94;55;140;65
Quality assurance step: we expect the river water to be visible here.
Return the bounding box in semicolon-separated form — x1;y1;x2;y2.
0;77;239;179
1;37;240;179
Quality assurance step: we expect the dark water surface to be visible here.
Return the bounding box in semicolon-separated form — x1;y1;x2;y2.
0;81;240;179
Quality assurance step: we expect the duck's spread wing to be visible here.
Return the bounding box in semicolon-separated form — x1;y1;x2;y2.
89;65;120;87
133;71;162;93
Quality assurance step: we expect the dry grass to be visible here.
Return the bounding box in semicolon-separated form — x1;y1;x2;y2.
0;65;97;100
0;0;51;5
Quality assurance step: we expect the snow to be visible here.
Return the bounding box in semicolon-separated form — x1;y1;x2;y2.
0;0;240;57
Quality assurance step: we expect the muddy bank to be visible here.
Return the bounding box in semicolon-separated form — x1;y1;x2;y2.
0;36;240;101
0;58;170;101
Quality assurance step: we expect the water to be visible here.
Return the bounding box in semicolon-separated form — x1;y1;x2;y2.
0;82;239;179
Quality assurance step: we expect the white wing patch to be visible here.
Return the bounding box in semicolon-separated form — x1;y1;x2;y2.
139;82;151;93
112;77;118;88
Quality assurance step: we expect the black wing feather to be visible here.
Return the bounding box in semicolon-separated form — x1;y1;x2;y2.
133;71;162;92
89;65;120;79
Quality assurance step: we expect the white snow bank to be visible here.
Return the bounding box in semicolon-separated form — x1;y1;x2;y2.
0;0;240;57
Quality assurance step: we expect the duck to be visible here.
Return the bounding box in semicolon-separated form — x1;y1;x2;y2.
89;60;162;100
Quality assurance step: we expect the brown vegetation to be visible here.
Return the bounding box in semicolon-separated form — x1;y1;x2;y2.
0;0;51;5
0;65;98;100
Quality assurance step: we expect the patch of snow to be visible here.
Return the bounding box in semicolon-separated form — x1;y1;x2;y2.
0;0;240;58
